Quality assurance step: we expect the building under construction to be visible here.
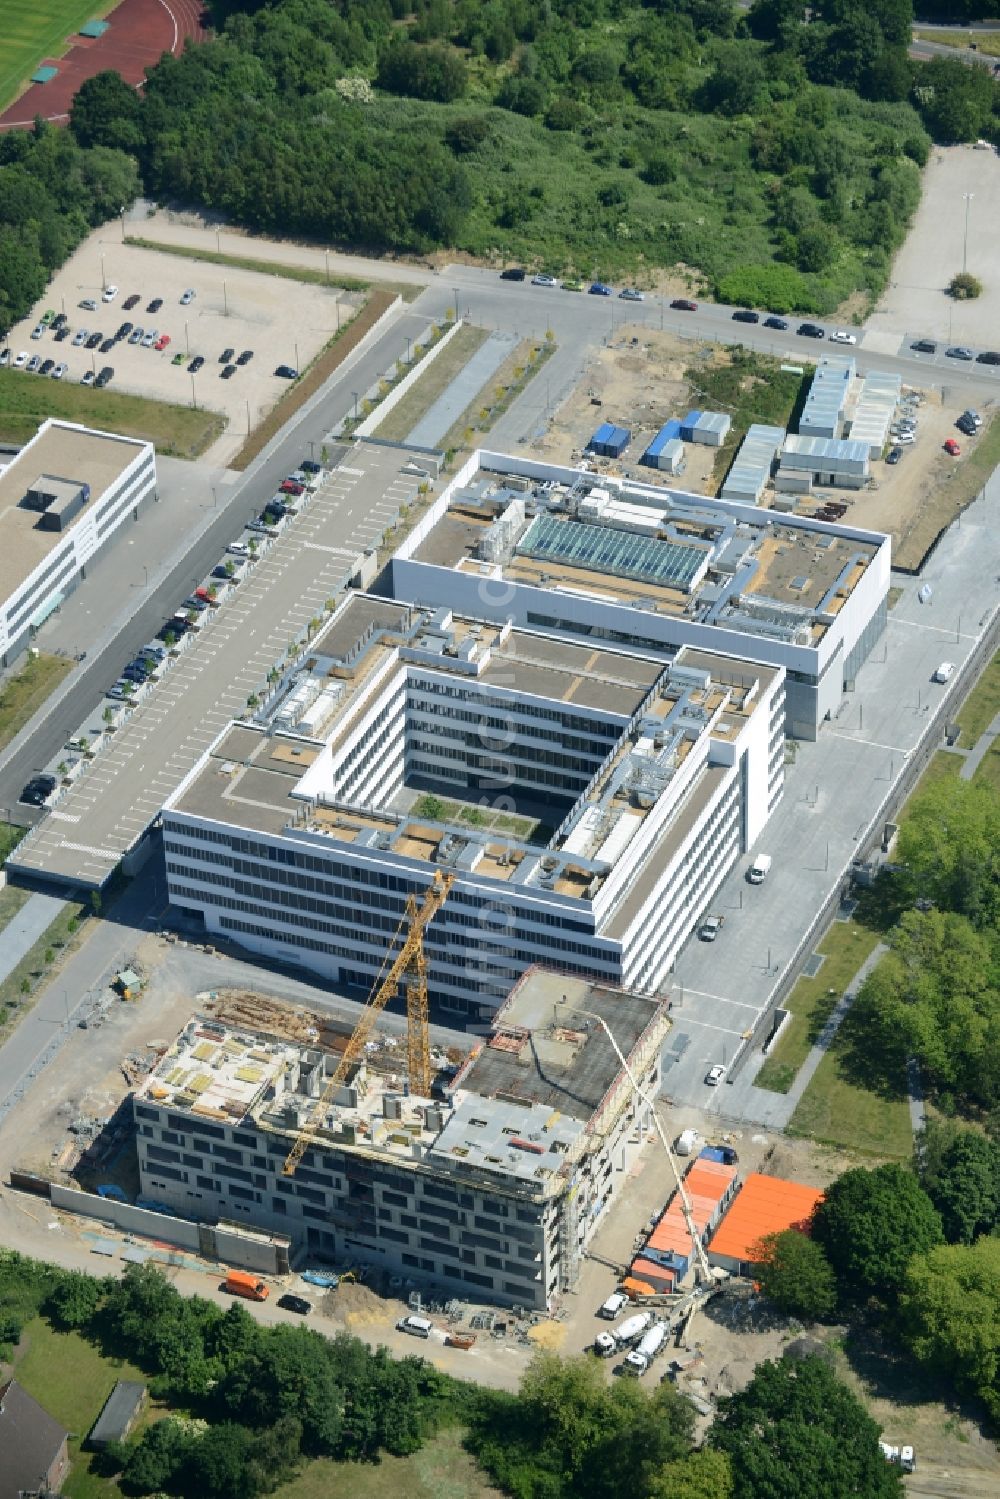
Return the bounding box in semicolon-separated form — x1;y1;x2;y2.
133;971;669;1310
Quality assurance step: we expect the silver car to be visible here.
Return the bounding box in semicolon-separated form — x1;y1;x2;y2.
72;329;88;347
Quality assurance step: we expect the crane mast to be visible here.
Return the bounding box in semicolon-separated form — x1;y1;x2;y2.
283;872;453;1177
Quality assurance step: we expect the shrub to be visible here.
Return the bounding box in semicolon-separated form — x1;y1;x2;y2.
716;263;822;313
949;271;982;299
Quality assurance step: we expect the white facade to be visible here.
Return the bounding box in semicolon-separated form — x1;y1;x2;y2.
0;420;156;663
134;975;669;1310
392;450;891;740
162;598;784;1018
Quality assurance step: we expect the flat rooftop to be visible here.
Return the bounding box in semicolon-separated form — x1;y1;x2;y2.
455;969;669;1121
407;457;885;646
0;422;148;603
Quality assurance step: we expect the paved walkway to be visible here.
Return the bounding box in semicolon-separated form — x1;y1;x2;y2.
907;1057;927;1144
960;710;1000;779
0;892;66;985
718;941;888;1128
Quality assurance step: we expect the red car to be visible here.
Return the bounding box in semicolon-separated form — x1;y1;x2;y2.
154;334;171;352
670;298;698;311
279;479;305;495
944;438;961;456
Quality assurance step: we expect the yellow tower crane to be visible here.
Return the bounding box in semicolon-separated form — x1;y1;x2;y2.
283;871;453;1177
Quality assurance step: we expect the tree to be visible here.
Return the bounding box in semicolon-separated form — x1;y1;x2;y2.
377;41;467;102
754;1229;837;1320
711;1356;904;1498
46;1270;103;1330
120;1417;192;1495
811;1164;943;1303
949;271;982;299
649;1448;733;1499
896;777;999;931
917;1123;1000;1244
69;71;143;152
900;1238;1000;1421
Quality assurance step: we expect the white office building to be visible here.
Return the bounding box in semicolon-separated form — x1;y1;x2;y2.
134;972;670;1310
391;450;890;740
0;420;156;664
162;593;784;1019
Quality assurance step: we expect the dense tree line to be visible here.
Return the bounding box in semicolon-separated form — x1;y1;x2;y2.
0;122;139;337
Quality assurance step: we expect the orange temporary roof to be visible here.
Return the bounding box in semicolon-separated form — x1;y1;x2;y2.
647;1158;738;1258
629;1257;675;1293
708;1173;825;1264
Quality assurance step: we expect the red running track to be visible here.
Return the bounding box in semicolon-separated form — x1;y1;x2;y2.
0;0;208;130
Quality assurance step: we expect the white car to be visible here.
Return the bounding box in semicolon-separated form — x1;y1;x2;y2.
180;288;196;305
932;662;955;683
142;329;157;347
531;274;559;287
30;323;45;340
0;348;9;366
51;363;67;379
81;370;95;385
102;284;118;302
830;330;857;345
705;1064;726;1086
13;351;28;368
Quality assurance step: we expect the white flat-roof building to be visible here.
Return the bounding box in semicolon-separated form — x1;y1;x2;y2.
390;450;890;740
134;972;670;1309
0;420;156;664
162;593;783;1018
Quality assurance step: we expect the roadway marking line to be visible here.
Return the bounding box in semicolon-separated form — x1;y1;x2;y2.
827;731;913;754
665;1016;746;1036
678;988;761;1012
888;616;977;640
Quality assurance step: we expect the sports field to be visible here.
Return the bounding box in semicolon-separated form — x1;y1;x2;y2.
0;0;115;115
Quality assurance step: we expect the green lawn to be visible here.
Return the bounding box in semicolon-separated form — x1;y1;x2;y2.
375;325;489;442
973;742;1000;793
0;369;225;457
274;1428;501;1499
913;26;1000;56
0;651;73;752
0;883;31;935
787;1041;913;1158
13;1317;149;1499
956;650;1000;747
0;0;116;114
0;820;28;862
755;921;882;1093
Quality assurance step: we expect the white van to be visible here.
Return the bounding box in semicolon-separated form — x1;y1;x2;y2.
599;1291;629;1320
932;662;955;683
396;1314;433;1339
747;854;772;884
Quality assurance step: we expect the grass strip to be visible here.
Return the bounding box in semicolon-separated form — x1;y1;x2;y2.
0;898;90;1039
124;236;422;304
0;367;224;457
913;27;1000;56
755;922;882;1093
441;337;556;454
228;290;396;470
374;325;489;442
955;650;1000;746
0;652;73;752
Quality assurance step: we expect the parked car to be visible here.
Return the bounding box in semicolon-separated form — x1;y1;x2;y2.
945;346;974;361
830;329;857;345
670;298;697;311
51;361;67;380
39;358;54;376
886;446;903;464
184;595;209;612
102;284;118;302
128;326;144;345
180;288;196;305
50;312;66;328
40;310;55;325
19;775;56;806
944;438;961;456
79;298;98;311
26;355;41;373
123;293;141;310
911;339;936;354
0;348;9;366
975;350;1000;365
274;365;298;379
86;332;102;349
589;283;613;296
933;661;955;683
220;347;235;363
959;408;982;431
705;1064;726;1086
236;349;253;365
892;431;915;445
100;337;115;353
54;326;70;342
732;309;759;323
13;352;28;368
95;366;114;388
562;278;583;292
797;322;825;338
279;479;305;495
277;1295;311;1315
115;322;132;340
189;355;204;373
531;273;558;286
81;370;95;385
172;352;185;365
221;364;237;380
499;267;526;281
301;459;322;473
147;297;163;313
620;287;645;301
956;415;978;437
142;329;158;347
154;334;171;351
698;914;725;941
763;315;788;330
30;323;45;340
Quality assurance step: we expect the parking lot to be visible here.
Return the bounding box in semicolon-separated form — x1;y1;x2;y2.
9;442;422;888
2;234;354;447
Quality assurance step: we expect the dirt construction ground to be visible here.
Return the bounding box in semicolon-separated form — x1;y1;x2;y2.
4;229;356;464
527;327;721;495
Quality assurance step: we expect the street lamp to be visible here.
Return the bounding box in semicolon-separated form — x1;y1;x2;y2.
100;254;106;292
963;193;974;275
453;286;460;321
555;1000;713;1283
352;390;359;420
